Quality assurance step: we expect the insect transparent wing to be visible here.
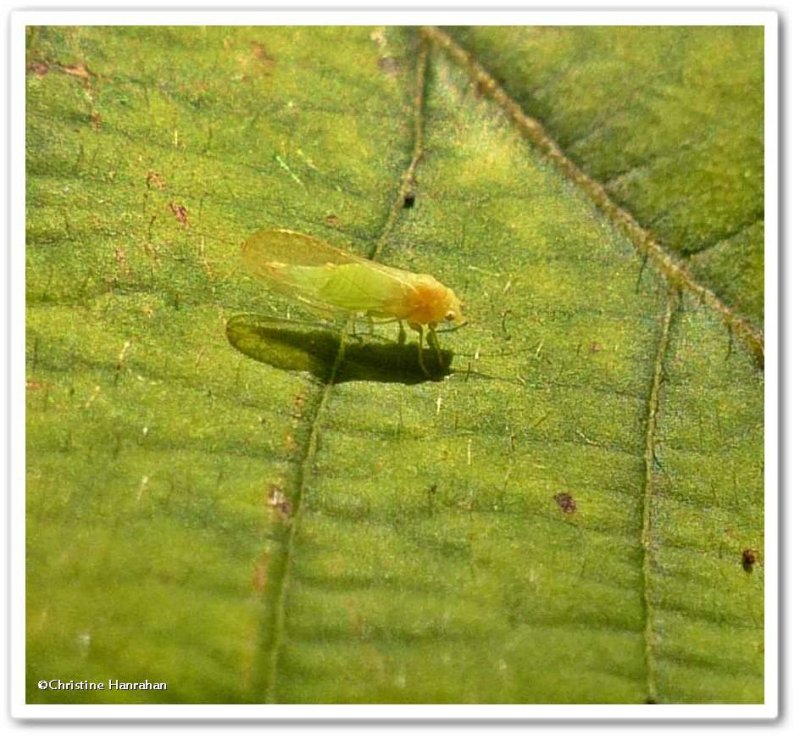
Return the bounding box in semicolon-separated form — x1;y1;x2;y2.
241;229;354;312
315;262;408;317
244;228;418;283
242;229;411;317
242;229;357;272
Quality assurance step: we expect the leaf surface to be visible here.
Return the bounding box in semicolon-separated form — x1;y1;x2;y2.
25;25;764;704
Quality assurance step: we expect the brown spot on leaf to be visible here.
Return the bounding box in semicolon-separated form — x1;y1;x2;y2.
27;60;50;77
169;202;189;226
267;483;293;520
146;170;167;190
26;379;48;391
554;492;577;514
27;58;97;85
89;111;102;130
742;548;758;573
325;214;341;227
250;42;275;68
589;341;603;353
378;56;401;75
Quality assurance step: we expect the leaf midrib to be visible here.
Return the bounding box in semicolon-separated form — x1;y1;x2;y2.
255;31;431;703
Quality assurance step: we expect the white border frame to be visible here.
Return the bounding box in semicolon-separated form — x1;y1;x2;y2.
8;8;779;721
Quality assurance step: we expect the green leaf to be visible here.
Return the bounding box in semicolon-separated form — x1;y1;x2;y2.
447;26;765;331
25;25;764;705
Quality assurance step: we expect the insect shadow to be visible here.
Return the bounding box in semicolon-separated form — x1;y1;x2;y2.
226;314;453;384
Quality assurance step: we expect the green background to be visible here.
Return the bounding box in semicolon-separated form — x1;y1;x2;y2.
26;25;764;704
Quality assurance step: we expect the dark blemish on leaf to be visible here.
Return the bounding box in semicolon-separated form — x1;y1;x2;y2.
742;548;758;573
250;42;275;68
169;202;189;226
589;341;603;353
324;214;341;227
378;56;401;75
554;492;577;514
146;170;167;190
267;483;292;520
27;60;50;77
645;696;658;704
403;193;416;209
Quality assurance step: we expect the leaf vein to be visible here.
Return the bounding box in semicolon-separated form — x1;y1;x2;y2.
256;33;433;703
422;26;764;369
640;290;678;703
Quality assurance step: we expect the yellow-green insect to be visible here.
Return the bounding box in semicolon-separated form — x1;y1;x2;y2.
242;228;465;369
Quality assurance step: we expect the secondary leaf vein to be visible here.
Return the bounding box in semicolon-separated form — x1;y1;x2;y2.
421;26;764;369
640;289;678;703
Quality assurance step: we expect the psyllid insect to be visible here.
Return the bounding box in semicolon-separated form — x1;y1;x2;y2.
242;229;466;371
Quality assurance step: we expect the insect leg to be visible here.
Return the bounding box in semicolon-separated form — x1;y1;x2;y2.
409;321;429;376
348;314;366;345
427;325;444;367
396;320;407;345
